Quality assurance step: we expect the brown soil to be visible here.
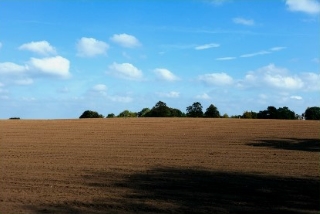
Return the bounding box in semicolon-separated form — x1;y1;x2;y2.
0;118;319;213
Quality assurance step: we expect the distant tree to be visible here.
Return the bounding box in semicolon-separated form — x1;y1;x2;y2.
170;108;185;117
222;113;229;118
257;106;296;119
79;110;104;118
267;106;278;119
186;102;203;117
204;104;220;118
118;110;137;117
305;107;320;120
242;111;257;119
138;108;150;117
146;101;171;117
257;106;277;119
277;106;295;119
9;117;20;120
106;113;115;118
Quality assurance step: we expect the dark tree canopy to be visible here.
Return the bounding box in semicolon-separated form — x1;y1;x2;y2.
138;108;150;117
257;106;295;120
204;104;220;118
305;107;320;120
117;110;137;117
79;110;104;118
107;113;115;118
242;111;257;119
146;101;172;117
145;101;185;117
186;102;203;117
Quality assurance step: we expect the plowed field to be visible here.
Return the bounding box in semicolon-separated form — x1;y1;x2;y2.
0;118;319;213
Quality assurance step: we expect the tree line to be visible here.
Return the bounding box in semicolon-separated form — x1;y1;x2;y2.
79;101;320;120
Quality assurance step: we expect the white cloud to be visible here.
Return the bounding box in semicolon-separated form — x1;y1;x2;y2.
76;37;109;57
300;72;320;91
0;62;27;74
312;58;319;63
198;72;233;85
157;91;180;98
110;34;141;48
233;17;255;26
19;41;56;55
196;93;211;100
108;62;143;80
195;43;220;50
270;47;287;51
92;84;107;91
0;42;2;49
109;95;133;103
215;57;236;61
290;95;303;100
29;56;71;78
209;0;231;6
154;68;179;81
264;74;304;90
244;64;304;90
286;0;320;14
14;78;34;85
240;51;271;58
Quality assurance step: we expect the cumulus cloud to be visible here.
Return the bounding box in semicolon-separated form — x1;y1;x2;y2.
196;93;211;100
209;0;231;6
244;64;304;90
109;95;133;103
92;84;107;91
312;58;319;63
76;37;109;57
154;68;179;81
290;95;303;100
19;41;56;55
286;0;320;14
14;78;34;85
233;17;255;26
300;72;320;91
0;62;27;74
195;43;220;50
198;72;233;86
29;56;71;78
108;62;143;80
110;34;141;48
157;91;180;98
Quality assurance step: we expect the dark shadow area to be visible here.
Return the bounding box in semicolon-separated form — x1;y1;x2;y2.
25;167;319;214
247;138;320;152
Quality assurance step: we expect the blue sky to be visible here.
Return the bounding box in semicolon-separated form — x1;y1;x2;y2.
0;0;319;119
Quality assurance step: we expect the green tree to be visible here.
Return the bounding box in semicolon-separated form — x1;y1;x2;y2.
222;113;229;118
277;106;295;119
146;101;171;117
305;107;320;120
118;110;137;117
186;102;203;117
79;110;104;118
204;104;220;118
242;111;257;119
138;108;150;117
106;113;115;118
170;108;185;117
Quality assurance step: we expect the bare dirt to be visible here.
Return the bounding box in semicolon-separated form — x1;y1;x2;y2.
0;118;319;213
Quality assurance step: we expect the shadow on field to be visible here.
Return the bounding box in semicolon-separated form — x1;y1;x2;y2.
26;167;319;214
247;138;320;152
